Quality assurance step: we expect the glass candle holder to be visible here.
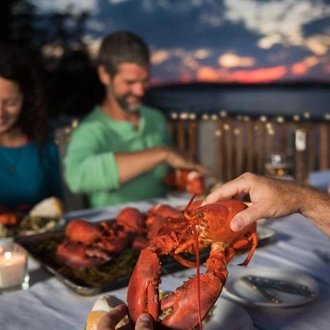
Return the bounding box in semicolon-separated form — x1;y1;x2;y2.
0;242;29;293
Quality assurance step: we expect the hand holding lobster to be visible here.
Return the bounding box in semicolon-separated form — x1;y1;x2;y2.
127;198;258;330
164;169;205;196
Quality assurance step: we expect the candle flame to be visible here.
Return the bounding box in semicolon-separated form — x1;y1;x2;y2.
4;252;12;260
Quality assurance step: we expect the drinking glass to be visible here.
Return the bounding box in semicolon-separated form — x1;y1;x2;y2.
265;153;289;177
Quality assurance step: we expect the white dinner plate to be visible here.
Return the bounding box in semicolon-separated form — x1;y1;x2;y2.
205;297;254;330
223;266;319;308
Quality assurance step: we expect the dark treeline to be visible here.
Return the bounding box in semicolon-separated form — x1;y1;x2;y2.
0;0;103;119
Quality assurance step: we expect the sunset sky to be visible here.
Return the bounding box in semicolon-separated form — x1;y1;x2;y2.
31;0;330;84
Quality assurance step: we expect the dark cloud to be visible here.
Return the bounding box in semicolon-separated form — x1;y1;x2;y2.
37;0;330;82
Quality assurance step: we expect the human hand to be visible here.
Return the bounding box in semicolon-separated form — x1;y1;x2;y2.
164;147;209;175
97;304;154;330
201;172;302;232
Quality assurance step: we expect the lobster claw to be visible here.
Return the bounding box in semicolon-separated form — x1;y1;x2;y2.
127;249;161;323
159;275;223;329
127;248;226;330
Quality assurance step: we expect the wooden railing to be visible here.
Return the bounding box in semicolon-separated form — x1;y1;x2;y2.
167;113;330;183
55;113;330;210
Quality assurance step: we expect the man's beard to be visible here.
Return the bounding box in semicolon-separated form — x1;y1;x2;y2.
116;94;142;114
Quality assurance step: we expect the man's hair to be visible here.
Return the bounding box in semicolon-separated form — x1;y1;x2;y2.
97;31;150;75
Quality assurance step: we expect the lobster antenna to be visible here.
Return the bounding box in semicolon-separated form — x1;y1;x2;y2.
184;194;197;212
191;224;203;329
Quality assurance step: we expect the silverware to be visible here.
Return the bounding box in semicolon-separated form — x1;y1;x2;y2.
313;249;330;264
241;275;316;301
240;276;282;304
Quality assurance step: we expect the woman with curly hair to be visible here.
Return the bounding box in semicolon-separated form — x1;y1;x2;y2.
0;43;63;210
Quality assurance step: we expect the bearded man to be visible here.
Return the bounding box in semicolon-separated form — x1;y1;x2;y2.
64;31;207;207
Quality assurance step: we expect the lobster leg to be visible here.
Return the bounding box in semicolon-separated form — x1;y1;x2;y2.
238;231;258;266
225;232;258;266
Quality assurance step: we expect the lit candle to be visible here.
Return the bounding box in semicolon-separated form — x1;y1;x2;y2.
0;250;27;289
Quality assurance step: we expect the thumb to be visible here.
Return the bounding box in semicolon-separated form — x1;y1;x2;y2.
135;313;154;330
230;204;264;232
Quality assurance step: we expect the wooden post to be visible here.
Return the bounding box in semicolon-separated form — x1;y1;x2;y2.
188;114;197;161
167;113;178;142
320;122;330;170
255;117;267;174
277;116;288;156
234;119;244;177
245;117;254;172
216;117;224;182
224;118;233;181
177;113;188;151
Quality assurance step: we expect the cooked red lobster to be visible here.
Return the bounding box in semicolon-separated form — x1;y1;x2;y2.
127;198;258;329
0;206;19;226
164;169;205;195
56;207;148;269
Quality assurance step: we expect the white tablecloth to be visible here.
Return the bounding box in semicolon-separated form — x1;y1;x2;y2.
1;195;330;330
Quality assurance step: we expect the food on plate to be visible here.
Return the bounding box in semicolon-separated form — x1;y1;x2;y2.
0;197;64;238
0;210;19;226
164;169;205;195
29;197;64;218
56;208;148;269
56;219;126;269
18;197;64;236
0;223;10;238
54;203;195;270
18;200;254;296
18;216;61;236
127;198;258;330
86;295;129;330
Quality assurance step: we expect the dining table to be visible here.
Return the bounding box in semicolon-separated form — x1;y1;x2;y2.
1;172;330;330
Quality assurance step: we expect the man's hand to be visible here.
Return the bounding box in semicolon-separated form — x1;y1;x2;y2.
97;304;154;330
164;147;209;175
201;172;301;231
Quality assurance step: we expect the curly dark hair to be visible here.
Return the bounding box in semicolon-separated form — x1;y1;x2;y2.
0;43;49;146
97;31;150;76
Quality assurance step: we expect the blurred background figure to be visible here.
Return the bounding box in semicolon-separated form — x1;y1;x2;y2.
0;43;63;211
64;31;208;208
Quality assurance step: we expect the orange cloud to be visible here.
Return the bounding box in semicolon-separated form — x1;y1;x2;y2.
151;50;170;65
218;53;255;68
228;66;287;83
291;56;320;76
291;62;308;75
196;65;287;83
197;67;224;82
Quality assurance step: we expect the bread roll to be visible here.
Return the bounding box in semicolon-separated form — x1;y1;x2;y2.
85;295;129;330
29;197;64;218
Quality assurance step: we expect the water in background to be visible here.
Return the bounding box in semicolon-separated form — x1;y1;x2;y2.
146;84;330;121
